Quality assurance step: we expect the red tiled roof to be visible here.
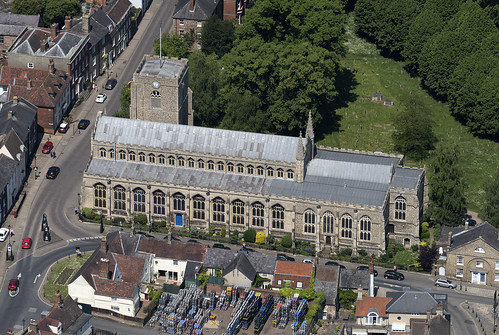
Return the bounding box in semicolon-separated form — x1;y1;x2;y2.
93;275;137;299
355;297;392;317
113;253;145;283
274;261;313;277
138;238;207;262
107;0;131;24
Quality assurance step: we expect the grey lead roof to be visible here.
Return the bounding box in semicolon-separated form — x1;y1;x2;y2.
450;223;499;251
306;158;393;184
139;59;185;79
172;0;220;20
95;116;300;163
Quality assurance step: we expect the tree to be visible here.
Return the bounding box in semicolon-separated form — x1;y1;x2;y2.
12;0;46;17
266;234;275;244
113;84;131;118
419;245;437;272
255;231;265;244
220;226;226;237
281;235;292;248
243;228;256;243
201;15;235;58
153;33;191;58
427;144;466;226
391;96;437;161
42;0;79;28
338;289;357;309
483;168;499;226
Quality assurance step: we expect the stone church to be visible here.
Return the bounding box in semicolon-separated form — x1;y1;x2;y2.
80;55;426;256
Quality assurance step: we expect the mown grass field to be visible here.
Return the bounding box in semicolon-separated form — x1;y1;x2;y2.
44;254;90;303
317;15;498;213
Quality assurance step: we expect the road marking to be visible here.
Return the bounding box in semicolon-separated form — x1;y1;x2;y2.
68;236;100;242
33;274;41;284
17;273;22;280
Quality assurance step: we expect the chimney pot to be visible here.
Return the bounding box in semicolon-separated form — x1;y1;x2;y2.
51;23;58;40
27;79;32;88
13;96;18;105
8;110;13;119
99;258;110;278
49;58;55;74
100;235;107;253
447;232;452;247
65;16;71;30
29;319;37;333
82;15;89;33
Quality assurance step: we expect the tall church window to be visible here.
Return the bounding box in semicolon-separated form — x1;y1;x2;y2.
227;163;234;172
153;190;165;215
322;211;334;234
173;193;185;211
158;155;165;164
94;183;106;208
213;197;225;223
341;214;353;238
252;202;264;227
188;158;195;168
133;188;145;212
138;152;145;162
272;205;284;229
395;197;406;220
99;148;106;158
168;156;175;166
232;200;245;225
149;154;155;163
109;149;114;159
119;150;126;160
198;159;205;169
237;164;244;173
277;169;284;178
304;210;315;233
287;170;294;179
129;151;135;161
151;90;161;109
178;157;185;167
208;161;214;170
217;161;224;171
257;166;264;176
359;216;371;241
193;195;205;219
267;167;274;177
113;186;126;211
247;165;254;174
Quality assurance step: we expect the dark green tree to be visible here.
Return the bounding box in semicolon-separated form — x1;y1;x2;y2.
427;144;466;226
153;33;191;58
354;0;381;41
391;96;437;161
483;168;499;226
243;228;256;243
419;246;437;272
12;0;46;17
42;0;79;27
188;51;223;127
201;15;235;58
281;235;292;248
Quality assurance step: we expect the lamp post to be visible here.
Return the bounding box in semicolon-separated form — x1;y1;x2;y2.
77;192;81;213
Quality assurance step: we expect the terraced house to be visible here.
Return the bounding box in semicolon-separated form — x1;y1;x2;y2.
80;108;426;255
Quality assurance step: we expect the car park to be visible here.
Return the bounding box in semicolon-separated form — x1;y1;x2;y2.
46;166;60;179
8;279;19;291
105;78;118;90
22;238;32;249
78;119;90;130
213;243;230;250
435;278;456;289
42;141;53;154
357;265;378;276
58;123;68;133
325;261;346;269
95;93;107;103
384;270;404;281
0;228;9;242
277;253;295;262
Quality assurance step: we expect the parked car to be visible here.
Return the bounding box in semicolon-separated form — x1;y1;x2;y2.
357;265;378;277
78;119;90;130
465;219;477;227
58;123;68;133
42;141;53;154
105;78;118;90
135;231;154;238
303;258;313;264
277;253;295;262
213;243;230;250
435;278;456;289
163;235;181;241
240;246;255;252
46;166;60;179
95;93;107;103
22;237;32;249
325;261;346;269
0;228;9;242
187;239;200;244
8;279;19;291
384;270;404;281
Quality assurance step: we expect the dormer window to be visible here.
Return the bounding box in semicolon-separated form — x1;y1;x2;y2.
475;247;485;253
108;25;113;32
49;93;56;98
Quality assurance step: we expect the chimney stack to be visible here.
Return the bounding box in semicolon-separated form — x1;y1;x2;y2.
51;23;58;40
447;232;452;247
100;235;107;253
65;16;71;30
40;39;47;52
29;319;37;333
369;259;375;297
13;96;18;105
54;290;62;307
7;328;13;335
48;58;55;74
357;285;363;301
436;301;443;316
27;79;32;88
189;0;195;11
8;110;13;119
168;230;172;244
99;258;110;278
82;14;89;33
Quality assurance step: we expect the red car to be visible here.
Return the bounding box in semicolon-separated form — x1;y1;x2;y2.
22;237;32;249
8;279;19;291
42;141;53;154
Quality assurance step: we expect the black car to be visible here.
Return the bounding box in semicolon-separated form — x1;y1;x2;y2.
163;235;180;241
240;246;255;252
277;253;295;262
78;119;90;130
136;231;154;238
46;166;60;179
357;265;378;277
105;78;118;90
213;243;230;250
384;270;404;281
187;239;200;244
325;261;346;269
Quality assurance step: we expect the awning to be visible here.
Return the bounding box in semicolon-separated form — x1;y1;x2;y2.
391;323;406;331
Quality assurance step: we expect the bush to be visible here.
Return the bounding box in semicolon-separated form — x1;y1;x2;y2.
134;214;148;225
281;235;292;248
411;244;419;252
243;229;256;243
209;225;215;235
256;231;265;244
220;227;226;237
358;249;368;257
231;230;239;239
338;248;353;257
266;234;275;244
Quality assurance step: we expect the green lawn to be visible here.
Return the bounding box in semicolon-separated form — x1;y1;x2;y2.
44;254;90;303
317;15;498;213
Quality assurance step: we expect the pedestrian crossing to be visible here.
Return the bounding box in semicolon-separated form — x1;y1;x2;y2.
67;236;101;242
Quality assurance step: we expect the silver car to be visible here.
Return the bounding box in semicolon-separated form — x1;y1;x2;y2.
435;278;457;288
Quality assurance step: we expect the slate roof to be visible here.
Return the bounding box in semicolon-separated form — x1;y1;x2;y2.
185;261;202;279
314;265;340;305
314;280;338;306
138;238;207;262
0;13;40;35
274;261;313;277
223;253;257;281
339;269;369;289
355;297;392;317
0;154;18;190
245;252;277;275
38;295;91;335
0;129;23;161
9;27;87;59
0;97;37;144
70;9;113;46
438;225;465;244
315;264;339;283
203;248;237;269
450;223;499;252
411;315;450;335
172;0;221;21
386;291;445;314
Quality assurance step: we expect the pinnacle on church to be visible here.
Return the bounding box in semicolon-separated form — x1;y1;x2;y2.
296;131;304;160
306;111;314;141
